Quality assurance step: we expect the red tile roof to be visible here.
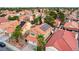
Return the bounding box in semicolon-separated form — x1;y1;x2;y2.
0;20;19;33
0;17;8;23
64;21;79;31
46;29;77;51
26;26;46;42
26;23;51;42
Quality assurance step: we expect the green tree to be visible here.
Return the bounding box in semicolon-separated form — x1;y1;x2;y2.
45;15;55;27
11;25;22;42
57;11;65;23
34;16;42;25
48;10;57;19
44;9;57;27
8;16;19;21
37;34;47;51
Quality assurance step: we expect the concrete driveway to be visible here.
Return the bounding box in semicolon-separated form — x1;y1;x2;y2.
0;47;12;51
0;35;12;51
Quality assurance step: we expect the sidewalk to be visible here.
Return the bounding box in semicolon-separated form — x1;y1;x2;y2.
22;43;35;51
0;35;35;51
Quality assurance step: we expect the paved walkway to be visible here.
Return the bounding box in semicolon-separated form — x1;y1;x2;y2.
0;47;12;51
22;43;35;51
0;35;12;51
0;35;9;42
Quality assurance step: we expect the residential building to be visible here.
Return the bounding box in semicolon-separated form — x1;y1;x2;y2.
0;20;19;34
68;10;79;21
0;17;8;23
77;32;79;48
64;21;79;31
25;23;52;46
21;21;32;35
46;29;77;51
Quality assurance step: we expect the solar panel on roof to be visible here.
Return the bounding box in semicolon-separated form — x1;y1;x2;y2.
19;21;26;27
40;23;50;31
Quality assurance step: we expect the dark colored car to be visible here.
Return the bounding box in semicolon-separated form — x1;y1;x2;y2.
0;42;6;47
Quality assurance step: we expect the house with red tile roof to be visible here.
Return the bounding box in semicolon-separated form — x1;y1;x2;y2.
19;15;27;21
0;20;19;34
64;21;79;31
0;20;32;36
46;29;77;51
0;17;8;23
25;23;52;46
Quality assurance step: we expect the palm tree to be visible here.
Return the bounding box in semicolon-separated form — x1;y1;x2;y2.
10;25;22;43
34;16;42;25
37;34;47;51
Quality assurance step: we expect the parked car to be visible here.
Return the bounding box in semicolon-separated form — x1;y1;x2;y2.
0;42;6;47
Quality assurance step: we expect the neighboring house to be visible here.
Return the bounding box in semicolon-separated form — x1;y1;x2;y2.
21;21;32;35
19;11;25;15
46;29;77;51
0;17;8;24
0;20;19;35
68;10;79;21
0;19;32;38
77;32;79;48
29;15;35;22
34;9;41;18
25;23;52;46
19;15;27;21
64;21;79;31
54;18;61;27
